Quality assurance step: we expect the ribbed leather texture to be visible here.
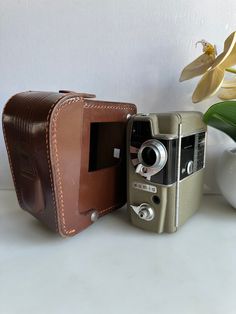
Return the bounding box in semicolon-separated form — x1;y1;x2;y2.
2;91;66;232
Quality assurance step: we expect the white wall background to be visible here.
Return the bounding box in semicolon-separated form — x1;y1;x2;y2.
1;0;236;191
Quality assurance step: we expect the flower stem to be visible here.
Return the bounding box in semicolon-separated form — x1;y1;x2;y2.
226;67;236;74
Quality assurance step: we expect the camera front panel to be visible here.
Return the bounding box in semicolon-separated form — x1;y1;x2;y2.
130;119;206;185
127;112;207;233
130;119;178;185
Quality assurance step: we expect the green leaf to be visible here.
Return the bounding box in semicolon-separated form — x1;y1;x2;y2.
203;101;236;141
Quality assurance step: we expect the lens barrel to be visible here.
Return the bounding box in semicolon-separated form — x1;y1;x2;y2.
138;139;167;171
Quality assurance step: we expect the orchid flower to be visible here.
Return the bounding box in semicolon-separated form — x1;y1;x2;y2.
180;32;236;103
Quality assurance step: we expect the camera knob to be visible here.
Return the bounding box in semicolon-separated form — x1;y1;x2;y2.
186;160;194;175
130;203;155;221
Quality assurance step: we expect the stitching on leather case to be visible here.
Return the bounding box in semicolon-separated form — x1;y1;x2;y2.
51;97;82;235
83;103;137;111
39;93;65;231
51;97;136;235
46;105;61;232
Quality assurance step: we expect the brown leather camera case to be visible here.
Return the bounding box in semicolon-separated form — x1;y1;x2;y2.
2;91;136;236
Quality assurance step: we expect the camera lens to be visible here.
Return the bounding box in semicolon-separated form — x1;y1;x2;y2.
138;139;167;172
141;147;157;167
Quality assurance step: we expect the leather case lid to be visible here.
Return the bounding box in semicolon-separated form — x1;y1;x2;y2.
49;96;136;236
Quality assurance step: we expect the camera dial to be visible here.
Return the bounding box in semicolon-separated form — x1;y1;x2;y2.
138;139;167;171
130;203;155;221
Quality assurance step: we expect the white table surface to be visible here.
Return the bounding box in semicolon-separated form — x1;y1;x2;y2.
1;190;236;314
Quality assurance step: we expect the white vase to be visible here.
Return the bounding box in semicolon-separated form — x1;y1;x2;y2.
216;148;236;208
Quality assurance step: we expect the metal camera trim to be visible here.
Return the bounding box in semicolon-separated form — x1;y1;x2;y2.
138;139;168;172
130;203;155;221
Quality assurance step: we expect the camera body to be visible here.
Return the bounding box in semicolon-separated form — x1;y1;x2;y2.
3;91;136;236
127;111;207;233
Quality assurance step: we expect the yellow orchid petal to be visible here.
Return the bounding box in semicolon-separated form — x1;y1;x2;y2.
192;67;225;103
179;53;215;82
218;87;236;100
212;32;236;70
221;78;236;88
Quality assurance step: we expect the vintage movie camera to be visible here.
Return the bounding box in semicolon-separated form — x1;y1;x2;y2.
127;112;207;233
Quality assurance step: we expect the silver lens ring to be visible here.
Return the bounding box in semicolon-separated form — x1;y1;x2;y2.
138;139;167;171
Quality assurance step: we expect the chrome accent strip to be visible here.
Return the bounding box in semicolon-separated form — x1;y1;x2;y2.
175;122;182;229
203;132;207;168
193;132;199;172
153;129;206;141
